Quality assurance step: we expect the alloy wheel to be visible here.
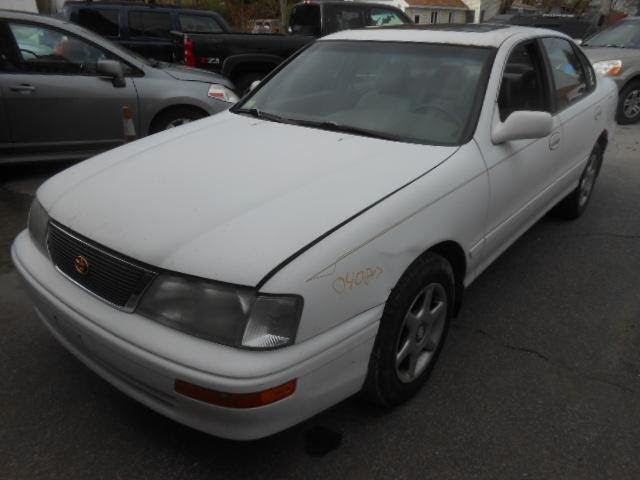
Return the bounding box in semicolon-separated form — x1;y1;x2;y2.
395;283;448;383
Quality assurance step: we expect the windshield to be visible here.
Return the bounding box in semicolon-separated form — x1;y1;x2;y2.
583;21;640;48
234;41;494;146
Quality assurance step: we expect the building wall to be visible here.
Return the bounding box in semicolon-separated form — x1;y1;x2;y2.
406;7;467;24
460;0;501;23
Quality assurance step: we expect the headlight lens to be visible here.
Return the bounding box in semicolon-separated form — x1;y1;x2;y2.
137;273;302;349
593;60;622;76
208;84;239;103
28;198;49;256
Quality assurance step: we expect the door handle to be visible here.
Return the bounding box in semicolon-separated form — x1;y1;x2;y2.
548;131;561;151
10;84;36;93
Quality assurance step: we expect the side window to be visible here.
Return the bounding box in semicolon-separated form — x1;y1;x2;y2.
8;22;109;75
573;44;596;92
179;14;223;33
128;11;172;39
498;42;550;122
368;8;406;26
541;37;588;110
323;6;365;35
0;23;20;71
77;8;120;37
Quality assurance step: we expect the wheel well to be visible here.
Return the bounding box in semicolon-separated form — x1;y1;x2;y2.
596;130;608;153
621;74;640;91
148;105;208;134
427;241;467;317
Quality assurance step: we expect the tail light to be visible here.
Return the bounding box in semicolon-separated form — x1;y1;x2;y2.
184;35;196;67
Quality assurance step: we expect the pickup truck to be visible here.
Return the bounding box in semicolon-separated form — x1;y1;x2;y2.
183;1;411;92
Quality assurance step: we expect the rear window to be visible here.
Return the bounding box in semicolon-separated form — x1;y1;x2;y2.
128;11;172;38
323;5;366;35
289;4;320;36
77;8;119;37
179;14;223;33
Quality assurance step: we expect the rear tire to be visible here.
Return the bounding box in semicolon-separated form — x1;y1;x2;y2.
361;252;454;407
150;107;207;134
616;80;640;125
552;144;602;220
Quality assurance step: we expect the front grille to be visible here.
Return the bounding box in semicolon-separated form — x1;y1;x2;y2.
47;222;157;311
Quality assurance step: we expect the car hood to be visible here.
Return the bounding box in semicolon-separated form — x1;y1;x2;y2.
160;63;235;89
39;112;457;287
582;46;640;63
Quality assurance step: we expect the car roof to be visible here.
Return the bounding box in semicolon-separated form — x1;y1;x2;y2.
323;23;570;47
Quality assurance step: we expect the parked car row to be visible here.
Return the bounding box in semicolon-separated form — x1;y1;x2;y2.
62;0;411;92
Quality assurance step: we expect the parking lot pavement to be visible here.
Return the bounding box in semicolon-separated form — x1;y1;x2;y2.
1;125;639;480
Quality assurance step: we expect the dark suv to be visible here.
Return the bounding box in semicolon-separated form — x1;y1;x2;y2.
62;1;231;62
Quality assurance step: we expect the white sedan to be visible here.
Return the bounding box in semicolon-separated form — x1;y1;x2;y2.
12;25;617;440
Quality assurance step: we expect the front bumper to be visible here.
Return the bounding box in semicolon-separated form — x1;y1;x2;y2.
12;230;380;440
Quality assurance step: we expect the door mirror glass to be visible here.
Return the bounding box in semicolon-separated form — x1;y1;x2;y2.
492;110;553;144
97;59;125;87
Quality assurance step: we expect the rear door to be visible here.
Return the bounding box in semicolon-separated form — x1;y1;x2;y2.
540;37;600;188
124;9;175;62
0;20;139;161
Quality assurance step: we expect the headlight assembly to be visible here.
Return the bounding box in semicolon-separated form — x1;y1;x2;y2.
28;198;49;256
592;60;622;76
208;84;239;103
137;273;302;349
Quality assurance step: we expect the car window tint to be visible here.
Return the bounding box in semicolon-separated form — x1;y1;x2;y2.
77;8;119;37
8;22;108;75
574;45;596;92
289;4;320;36
179;14;222;33
498;42;550;121
0;23;20;71
541;37;588;110
323;5;365;35
128;11;172;38
369;8;406;26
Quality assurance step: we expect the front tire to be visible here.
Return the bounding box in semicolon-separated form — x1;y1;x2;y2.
553;144;602;220
616;80;640;125
361;252;454;407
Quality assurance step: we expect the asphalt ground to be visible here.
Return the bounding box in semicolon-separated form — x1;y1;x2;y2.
1;124;639;479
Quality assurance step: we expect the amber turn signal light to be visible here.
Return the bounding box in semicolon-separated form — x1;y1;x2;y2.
174;379;297;409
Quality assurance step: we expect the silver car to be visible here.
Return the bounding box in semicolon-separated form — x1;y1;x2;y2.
582;17;640;124
0;9;238;164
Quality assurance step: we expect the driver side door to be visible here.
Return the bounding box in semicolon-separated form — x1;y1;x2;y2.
0;20;138;162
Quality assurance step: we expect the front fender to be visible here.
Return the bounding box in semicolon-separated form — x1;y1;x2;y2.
262;142;490;343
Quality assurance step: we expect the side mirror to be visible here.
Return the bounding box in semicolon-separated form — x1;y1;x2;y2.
97;59;125;88
249;80;261;92
492;111;553;144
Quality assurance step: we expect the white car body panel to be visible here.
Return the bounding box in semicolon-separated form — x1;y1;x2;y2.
13;26;618;440
39;111;457;287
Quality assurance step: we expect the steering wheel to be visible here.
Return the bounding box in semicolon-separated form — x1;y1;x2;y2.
19;48;40;59
411;103;462;128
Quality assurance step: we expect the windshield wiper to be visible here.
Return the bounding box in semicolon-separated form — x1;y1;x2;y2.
233;108;292;124
293;119;400;141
